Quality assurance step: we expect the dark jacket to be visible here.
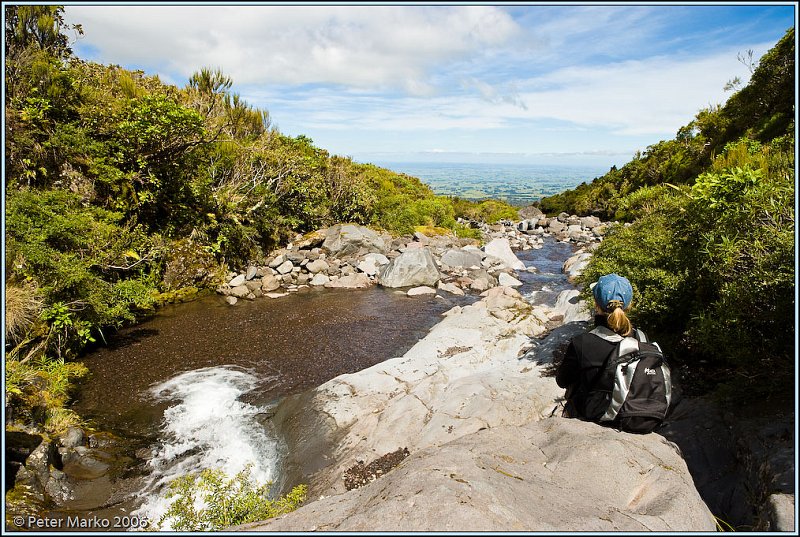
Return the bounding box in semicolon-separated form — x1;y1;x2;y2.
556;315;642;420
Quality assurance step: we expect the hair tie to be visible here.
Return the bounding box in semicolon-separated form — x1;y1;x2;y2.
606;299;624;312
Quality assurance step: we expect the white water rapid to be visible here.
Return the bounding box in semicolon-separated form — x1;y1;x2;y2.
130;366;279;530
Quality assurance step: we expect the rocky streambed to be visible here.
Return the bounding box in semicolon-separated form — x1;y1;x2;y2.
5;211;794;532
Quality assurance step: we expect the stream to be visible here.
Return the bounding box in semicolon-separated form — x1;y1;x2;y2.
41;238;577;529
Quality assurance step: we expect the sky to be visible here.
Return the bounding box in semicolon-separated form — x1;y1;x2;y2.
61;2;796;169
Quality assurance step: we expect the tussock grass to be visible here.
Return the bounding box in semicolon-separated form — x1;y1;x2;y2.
5;280;43;344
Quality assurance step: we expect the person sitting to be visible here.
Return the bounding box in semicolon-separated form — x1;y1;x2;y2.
556;273;645;421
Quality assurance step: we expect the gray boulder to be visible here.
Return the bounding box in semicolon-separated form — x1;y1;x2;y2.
483;238;525;271
378;248;441;288
581;216;602;229
305;259;330;274
228;274;246;287
261;274;282;292
441;249;483;269
323;224;387;258
310;273;331;286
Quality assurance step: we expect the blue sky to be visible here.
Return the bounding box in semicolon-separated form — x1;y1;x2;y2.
62;3;795;169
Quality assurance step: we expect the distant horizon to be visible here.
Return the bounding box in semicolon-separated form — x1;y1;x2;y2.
363;160;604;205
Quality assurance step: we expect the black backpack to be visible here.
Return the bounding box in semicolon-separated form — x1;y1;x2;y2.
582;328;672;434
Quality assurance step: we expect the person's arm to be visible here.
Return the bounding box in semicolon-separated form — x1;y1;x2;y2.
556;340;580;388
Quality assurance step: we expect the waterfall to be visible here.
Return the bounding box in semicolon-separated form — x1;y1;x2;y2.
131;366;278;530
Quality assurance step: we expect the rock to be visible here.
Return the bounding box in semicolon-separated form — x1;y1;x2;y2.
249;420;716;532
269;255;286;269
498;272;523;287
412;231;430;244
518;206;544;220
323;224;387;258
765;493;794;531
581;216;602;229
563;250;592;283
61;427;84;449
548;220;567;233
310;273;331;286
483;238;525;271
276;260;294;275
593;225;609;237
437;282;465;296
245;280;261;292
470;278;490;292
325;274;371;289
306;259;330;274
286;251;307;264
407;286;437;297
228;274;246;287
245;266;258;280
61;450;111;480
357;258;380;277
225;296;238;306
265;292;289;299
229;285;251;299
553;289;591;323
440;249;483;270
378;248;441;288
160;239;223;291
365;253;390;266
261;274;282;292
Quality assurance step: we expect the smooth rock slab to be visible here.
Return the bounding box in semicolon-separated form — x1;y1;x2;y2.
244;419;716;532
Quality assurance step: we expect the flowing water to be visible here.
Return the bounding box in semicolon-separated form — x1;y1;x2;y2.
56;237;576;528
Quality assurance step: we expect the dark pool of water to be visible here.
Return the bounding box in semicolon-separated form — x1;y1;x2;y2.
72;286;473;441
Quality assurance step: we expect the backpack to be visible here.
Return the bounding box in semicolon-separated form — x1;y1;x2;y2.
582;327;672;434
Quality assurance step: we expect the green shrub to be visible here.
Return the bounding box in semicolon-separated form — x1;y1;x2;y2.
583;135;794;374
158;466;307;531
6;357;89;433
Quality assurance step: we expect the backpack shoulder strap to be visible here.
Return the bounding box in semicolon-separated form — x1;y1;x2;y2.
633;328;648;343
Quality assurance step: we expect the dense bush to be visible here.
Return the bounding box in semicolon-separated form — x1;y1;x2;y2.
580;136;794;376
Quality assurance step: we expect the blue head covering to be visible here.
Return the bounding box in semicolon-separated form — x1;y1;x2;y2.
592;273;633;312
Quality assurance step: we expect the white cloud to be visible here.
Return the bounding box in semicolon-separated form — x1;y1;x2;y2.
246;41;765;142
64;5;520;89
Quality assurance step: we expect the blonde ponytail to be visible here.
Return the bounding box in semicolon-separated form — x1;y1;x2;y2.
606;301;633;337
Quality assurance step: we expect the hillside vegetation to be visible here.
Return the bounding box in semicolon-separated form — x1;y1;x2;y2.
3;6;517;432
541;28;795;390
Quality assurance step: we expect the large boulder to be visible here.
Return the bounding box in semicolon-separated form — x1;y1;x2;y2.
483;238;525;271
322;224;388;258
250;419;716;532
440;249;483;269
378;248;441;288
